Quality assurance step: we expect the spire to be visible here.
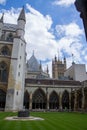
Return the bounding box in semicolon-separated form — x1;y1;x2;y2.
47;65;49;74
39;60;42;71
55;55;57;62
18;6;26;22
72;53;75;64
64;56;66;62
0;13;4;23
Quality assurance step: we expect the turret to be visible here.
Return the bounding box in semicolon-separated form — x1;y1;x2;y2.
64;56;66;71
39;60;42;71
46;65;49;74
17;7;26;38
0;13;4;38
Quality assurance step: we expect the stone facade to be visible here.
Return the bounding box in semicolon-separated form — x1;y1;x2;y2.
52;56;66;79
24;78;87;111
0;7;26;111
0;6;87;112
64;63;87;82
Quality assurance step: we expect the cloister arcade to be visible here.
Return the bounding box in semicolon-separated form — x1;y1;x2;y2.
23;83;87;111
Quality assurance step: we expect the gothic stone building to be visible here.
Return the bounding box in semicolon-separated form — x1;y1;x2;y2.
24;54;87;111
0;7;26;111
0;7;87;112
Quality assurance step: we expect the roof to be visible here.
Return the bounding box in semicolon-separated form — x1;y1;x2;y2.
3;23;17;31
18;7;26;22
25;78;81;86
27;54;40;72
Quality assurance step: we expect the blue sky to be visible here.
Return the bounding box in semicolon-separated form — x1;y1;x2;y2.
0;0;87;76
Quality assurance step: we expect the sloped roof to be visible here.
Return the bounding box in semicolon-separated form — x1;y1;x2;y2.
27;54;40;72
18;7;26;22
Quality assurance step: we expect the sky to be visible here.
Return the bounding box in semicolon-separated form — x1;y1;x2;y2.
0;0;87;77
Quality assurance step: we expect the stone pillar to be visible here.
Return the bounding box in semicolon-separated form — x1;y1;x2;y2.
59;92;62;111
69;92;71;111
82;87;85;111
74;90;78;111
47;92;49;110
29;92;32;110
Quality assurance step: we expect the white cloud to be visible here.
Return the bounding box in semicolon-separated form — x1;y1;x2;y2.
55;22;84;68
0;4;85;76
0;0;6;5
53;0;75;7
56;22;83;38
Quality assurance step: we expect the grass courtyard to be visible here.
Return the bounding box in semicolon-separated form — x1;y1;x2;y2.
0;112;87;130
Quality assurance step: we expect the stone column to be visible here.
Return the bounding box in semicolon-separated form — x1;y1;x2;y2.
59;92;62;111
29;92;32;110
74;89;78;111
47;92;49;110
82;87;85;111
69;92;71;111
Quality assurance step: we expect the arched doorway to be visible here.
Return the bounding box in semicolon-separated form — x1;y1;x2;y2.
62;90;69;109
23;91;29;109
32;89;46;109
49;91;59;109
0;89;6;110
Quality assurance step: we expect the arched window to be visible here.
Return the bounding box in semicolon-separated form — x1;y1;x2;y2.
49;91;59;109
6;33;13;42
1;46;10;56
62;90;69;109
0;62;8;82
32;89;46;109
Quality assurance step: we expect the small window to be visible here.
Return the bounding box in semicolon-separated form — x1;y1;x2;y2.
19;64;21;68
16;91;18;95
6;33;13;42
18;72;20;76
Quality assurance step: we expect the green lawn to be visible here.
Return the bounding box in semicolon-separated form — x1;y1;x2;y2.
0;112;87;130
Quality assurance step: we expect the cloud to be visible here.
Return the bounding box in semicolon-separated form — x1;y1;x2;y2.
25;4;57;61
55;22;84;68
0;0;6;5
0;4;86;77
53;0;75;7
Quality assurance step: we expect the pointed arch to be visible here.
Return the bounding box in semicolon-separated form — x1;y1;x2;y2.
23;90;30;109
0;89;6;109
32;88;46;109
0;46;11;56
62;90;69;109
0;61;8;82
49;91;59;109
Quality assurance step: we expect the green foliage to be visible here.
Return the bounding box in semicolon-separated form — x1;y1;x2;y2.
0;112;87;130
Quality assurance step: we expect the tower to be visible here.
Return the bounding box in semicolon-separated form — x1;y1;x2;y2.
5;7;26;111
52;56;66;79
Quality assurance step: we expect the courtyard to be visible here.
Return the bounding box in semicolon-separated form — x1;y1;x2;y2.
0;112;87;130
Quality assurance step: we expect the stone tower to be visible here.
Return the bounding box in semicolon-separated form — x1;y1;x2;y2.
52;56;66;79
4;7;26;111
